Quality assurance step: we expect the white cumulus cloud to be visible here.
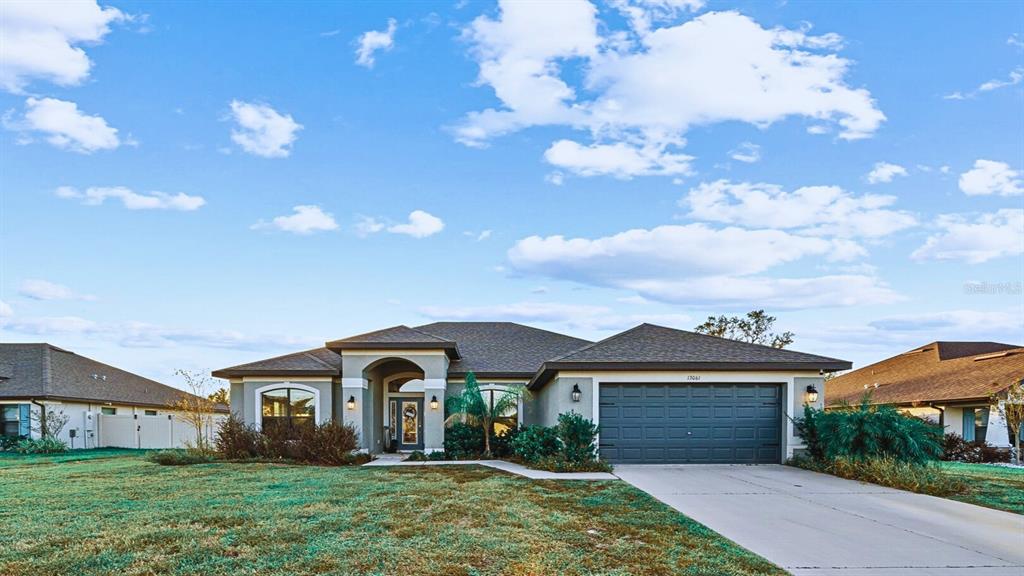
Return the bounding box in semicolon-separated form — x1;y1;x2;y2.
506;223;897;308
681;180;917;238
228;100;302;158
252;205;339;235
0;0;125;93
958;159;1022;196
56;186;205;211
7;97;121;153
866;161;907;184
18;279;96;301
912;209;1024;264
355;18;397;68
388;210;445;238
455;4;884;178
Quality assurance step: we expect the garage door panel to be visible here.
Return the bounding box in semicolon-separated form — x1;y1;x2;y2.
599;383;782;464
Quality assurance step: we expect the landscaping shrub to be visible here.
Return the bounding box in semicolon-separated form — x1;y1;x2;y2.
292;421;360;465
405;450;428;461
214;414;260;459
941;433;1010;463
0;435;22;451
147;448;217;466
444;422;485;459
489;426;519;458
210;417;364;465
558;412;599;464
13;437;68;454
531;456;614;473
792;455;969;497
796;399;943;465
511;425;560;463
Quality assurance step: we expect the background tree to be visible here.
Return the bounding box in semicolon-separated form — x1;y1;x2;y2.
30;407;69;439
995;383;1024;465
172;369;217;451
445;372;524;457
695;309;795;349
208;387;229;406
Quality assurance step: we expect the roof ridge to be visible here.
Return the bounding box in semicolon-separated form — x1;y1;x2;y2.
416;321;592;344
301;350;337;370
403;324;455;342
219;346;334;371
41;343;53;395
549;323;648;362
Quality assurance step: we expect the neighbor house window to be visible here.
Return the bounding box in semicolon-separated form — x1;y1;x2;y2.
2;405;22;437
481;387;518;434
962;407;989;442
101;407;116;415
261;388;315;434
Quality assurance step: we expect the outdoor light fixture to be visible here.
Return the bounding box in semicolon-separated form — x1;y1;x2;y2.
571;383;582;402
430;395;439;410
347;395;356;410
805;385;819;404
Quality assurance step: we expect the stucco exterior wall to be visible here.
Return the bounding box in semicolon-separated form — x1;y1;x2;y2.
535;376;593;427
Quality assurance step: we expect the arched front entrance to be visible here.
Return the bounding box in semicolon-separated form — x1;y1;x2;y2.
339;352;448;453
371;359;425;452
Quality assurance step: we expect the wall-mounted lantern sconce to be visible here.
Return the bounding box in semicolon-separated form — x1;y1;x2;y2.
346;395;356;410
571;383;582;402
430;395;439;410
805;385;819;404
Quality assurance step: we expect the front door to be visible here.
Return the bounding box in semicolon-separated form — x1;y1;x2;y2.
397;398;424;451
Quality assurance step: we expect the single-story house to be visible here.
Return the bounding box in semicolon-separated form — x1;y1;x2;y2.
213;322;849;464
826;341;1024;448
0;343;227;449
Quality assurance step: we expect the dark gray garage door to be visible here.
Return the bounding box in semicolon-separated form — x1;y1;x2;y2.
599;383;782;464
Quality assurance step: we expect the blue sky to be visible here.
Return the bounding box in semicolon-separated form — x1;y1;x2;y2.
1;0;1022;388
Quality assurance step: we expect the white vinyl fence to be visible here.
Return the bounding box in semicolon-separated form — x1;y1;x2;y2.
98;413;225;449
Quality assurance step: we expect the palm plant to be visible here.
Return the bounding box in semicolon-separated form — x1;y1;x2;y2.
445;372;524;457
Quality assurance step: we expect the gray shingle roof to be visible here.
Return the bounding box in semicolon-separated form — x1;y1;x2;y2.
0;343;223;410
415;322;592;377
529;323;850;388
211;347;342;378
325;325;460;358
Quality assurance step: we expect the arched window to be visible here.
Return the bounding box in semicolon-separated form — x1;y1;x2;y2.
261;388;315;434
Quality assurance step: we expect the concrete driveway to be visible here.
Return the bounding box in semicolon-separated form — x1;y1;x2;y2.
614;464;1024;576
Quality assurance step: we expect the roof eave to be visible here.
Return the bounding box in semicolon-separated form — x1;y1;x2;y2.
528;360;851;390
0;394;231;413
324;340;462;360
211;369;339;378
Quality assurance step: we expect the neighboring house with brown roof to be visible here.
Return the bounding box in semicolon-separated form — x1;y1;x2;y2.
827;341;1024;448
1;343;226;449
214;322;849;464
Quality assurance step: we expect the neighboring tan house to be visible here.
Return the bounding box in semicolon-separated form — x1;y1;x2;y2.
826;341;1024;448
213;322;849;464
0;343;227;449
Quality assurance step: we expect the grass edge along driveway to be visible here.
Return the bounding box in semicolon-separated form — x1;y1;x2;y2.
937;461;1024;515
0;451;784;576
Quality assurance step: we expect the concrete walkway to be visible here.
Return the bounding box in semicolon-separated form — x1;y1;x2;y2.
363;453;617;480
614;464;1024;576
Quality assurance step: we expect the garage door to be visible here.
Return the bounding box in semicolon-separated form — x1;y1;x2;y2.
599;383;782;464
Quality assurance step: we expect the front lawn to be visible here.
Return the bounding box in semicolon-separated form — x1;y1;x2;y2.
937;462;1024;515
0;453;782;576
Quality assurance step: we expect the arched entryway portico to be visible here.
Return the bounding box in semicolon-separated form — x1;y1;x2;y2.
339;352;448;453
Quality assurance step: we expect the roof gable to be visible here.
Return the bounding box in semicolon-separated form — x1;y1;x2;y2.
325;325;460;358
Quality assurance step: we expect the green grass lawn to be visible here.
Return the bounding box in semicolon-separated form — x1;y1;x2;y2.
937;461;1024;515
0;452;782;576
